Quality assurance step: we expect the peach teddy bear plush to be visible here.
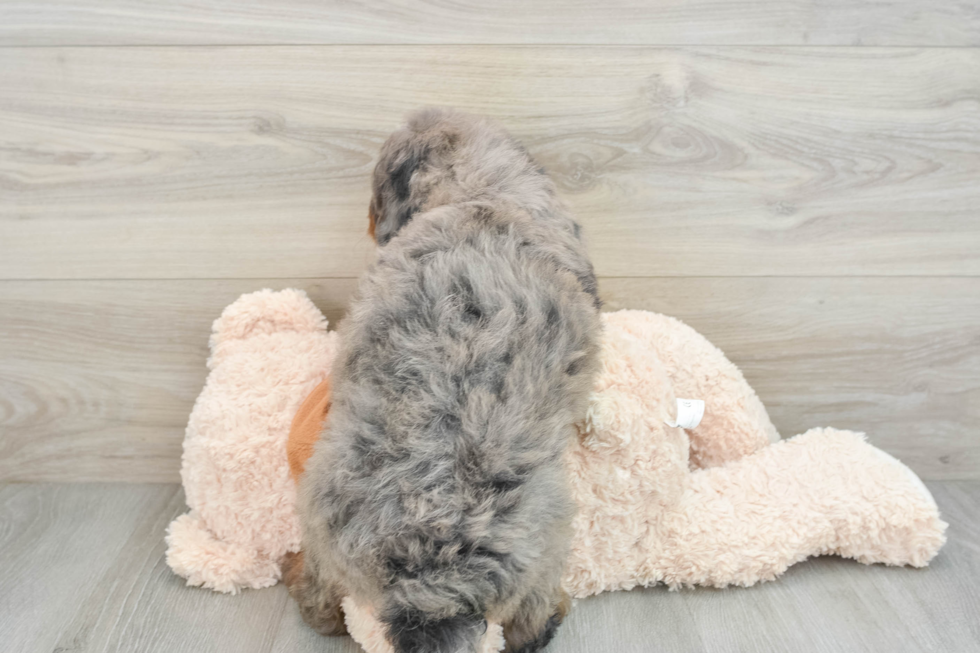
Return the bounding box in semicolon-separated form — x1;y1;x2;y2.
166;289;947;653
166;289;339;592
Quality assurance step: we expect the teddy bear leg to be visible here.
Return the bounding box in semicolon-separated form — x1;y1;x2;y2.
603;310;778;469
648;428;947;589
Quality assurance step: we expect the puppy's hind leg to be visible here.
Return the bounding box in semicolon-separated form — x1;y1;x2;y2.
502;583;571;653
282;551;348;636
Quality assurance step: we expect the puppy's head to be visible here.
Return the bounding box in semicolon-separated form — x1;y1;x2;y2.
368;107;464;245
369;108;542;246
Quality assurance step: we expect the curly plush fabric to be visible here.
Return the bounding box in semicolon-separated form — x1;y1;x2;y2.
166;289;339;593
166;289;947;652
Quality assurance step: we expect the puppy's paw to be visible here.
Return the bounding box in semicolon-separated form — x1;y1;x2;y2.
282;550;348;637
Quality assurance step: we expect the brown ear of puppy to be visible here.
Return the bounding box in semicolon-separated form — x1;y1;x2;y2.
367;204;377;242
287;378;332;482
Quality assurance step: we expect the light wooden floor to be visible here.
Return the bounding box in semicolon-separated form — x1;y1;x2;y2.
1;481;977;653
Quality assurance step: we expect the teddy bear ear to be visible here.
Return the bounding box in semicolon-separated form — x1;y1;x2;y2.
210;288;328;348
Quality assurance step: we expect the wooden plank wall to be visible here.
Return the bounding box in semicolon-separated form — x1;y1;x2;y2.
1;2;978;481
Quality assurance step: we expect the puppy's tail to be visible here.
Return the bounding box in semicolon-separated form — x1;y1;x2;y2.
382;604;486;653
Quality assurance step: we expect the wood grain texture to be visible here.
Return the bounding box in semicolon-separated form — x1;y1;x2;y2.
0;279;356;483
600;277;980;480
0;484;181;652
3;46;979;279
1;0;978;46
1;277;976;483
1;482;977;652
53;488;290;653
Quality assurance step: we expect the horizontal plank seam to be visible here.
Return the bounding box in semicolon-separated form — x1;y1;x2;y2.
1;44;979;50
2;275;979;282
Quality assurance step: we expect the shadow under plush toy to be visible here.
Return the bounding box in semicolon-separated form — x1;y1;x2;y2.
166;288;947;653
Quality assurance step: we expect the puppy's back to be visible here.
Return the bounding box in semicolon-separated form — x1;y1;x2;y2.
300;136;600;653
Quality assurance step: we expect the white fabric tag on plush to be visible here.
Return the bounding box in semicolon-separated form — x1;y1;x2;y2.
665;398;705;429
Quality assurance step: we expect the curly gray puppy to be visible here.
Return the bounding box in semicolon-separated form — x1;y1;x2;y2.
288;108;602;653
